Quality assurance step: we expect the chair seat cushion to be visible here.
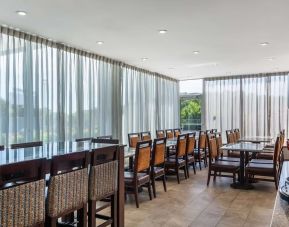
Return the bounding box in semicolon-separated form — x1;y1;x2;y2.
187;155;195;162
212;160;240;169
153;167;165;177
165;158;185;166
124;172;150;183
219;156;239;162
246;162;273;174
256;152;273;160
250;159;273;164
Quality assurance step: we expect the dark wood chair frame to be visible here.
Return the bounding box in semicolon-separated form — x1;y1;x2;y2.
10;141;43;149
88;145;119;227
185;132;196;177
195;131;207;170
165;129;174;139
128;133;141;148
125;140;153;208
46;151;89;227
173;128;181;137
151;138;167;198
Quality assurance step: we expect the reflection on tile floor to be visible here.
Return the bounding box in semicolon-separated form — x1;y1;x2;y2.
124;166;276;227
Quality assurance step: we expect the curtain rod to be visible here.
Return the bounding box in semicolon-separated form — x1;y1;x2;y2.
204;71;289;81
0;26;178;82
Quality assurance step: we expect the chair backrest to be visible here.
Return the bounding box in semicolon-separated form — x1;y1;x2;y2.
92;138;119;144
89;145;119;201
186;132;196;155
152;138;166;166
134;140;152;173
156;130;165;139
234;129;241;140
166;129;174;139
174;128;181;138
215;132;223;156
273;136;281;170
97;135;113;139
226;130;234;144
198;131;206;149
0;158;46;226
10;141;43;149
176;134;187;158
208;138;218;163
141;131;151;141
47;151;89;218
75;137;93;142
128;133;141;148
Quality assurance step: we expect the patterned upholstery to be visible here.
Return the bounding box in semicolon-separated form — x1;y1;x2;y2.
0;179;45;227
47;168;88;218
228;133;235;143
177;139;186;157
137;147;151;172
187;137;195;155
130;137;139;148
199;134;206;149
154;143;165;165
142;135;151;141
209;139;218;158
89;161;118;201
157;132;164;138
174;131;180;137
166;132;174;139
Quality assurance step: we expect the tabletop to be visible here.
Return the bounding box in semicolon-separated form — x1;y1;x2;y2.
0;141;116;166
238;136;273;143
221;142;266;153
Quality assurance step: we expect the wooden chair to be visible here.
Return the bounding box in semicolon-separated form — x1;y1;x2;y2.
174;128;181;138
75;137;94;142
141;131;152;141
151;138;167;198
207;138;240;186
194;131;207;170
88;145;119;227
165;134;188;184
215;132;239;162
185;132;196;177
11;141;43;149
165;129;174;139
0;158;46;227
226;130;240;158
46;151;89;226
124;140;153;208
245;136;281;189
234;129;241;141
128;133;141;148
156;130;165;139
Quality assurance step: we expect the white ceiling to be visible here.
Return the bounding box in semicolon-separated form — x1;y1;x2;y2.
0;0;289;80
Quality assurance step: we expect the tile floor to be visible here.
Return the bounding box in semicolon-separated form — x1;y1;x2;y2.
124;166;276;227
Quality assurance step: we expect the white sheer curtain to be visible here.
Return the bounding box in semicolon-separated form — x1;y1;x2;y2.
204;73;289;138
0;27;178;145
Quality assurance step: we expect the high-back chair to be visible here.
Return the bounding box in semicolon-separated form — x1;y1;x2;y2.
88;145;119;227
207;138;240;186
151;138;167;198
46;151;89;226
124;140;152;208
226;130;240;158
165;134;188;184
195;131;207;170
215;132;239;162
0;158;46;227
185;132;196;176
165;129;174;139
128;133;141;148
174;128;181;138
156;130;165;139
141;131;151;141
234;129;241;141
11;141;43;149
245;136;281;189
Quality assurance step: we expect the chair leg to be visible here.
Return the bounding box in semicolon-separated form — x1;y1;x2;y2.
207;168;211;186
111;194;117;227
198;153;202;170
162;175;167;192
186;162;190;178
245;169;249;186
184;166;188;179
134;185;139;208
46;217;57;227
88;200;96;227
192;161;196;174
151;176;157;198
176;167;180;184
213;171;217;181
147;181;153;200
274;175;278;190
233;172;236;183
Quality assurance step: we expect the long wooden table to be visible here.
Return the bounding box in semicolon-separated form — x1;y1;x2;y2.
0;141;125;227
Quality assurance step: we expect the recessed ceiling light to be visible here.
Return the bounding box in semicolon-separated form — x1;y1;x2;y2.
141;57;148;61
96;41;104;45
193;51;200;55
158;29;168;34
16;11;27;16
260;42;269;46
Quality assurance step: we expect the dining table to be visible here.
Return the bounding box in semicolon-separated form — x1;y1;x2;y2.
238;136;273;143
221;142;270;189
0;141;125;227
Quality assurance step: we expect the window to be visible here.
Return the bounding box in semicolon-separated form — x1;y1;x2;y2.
179;80;203;131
